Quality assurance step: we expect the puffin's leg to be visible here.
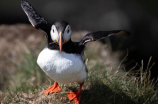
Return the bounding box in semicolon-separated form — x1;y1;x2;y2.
67;83;83;104
43;81;61;95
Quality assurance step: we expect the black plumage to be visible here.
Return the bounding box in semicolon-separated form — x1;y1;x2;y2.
21;0;52;44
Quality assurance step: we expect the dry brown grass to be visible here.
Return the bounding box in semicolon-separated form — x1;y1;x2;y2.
0;24;44;71
0;24;157;104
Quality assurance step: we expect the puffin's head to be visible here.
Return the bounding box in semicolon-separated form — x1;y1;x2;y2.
50;21;72;52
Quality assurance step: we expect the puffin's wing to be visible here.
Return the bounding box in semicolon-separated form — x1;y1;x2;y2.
79;30;130;45
21;0;51;35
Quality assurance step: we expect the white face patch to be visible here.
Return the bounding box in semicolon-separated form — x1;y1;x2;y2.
63;25;72;43
50;25;59;42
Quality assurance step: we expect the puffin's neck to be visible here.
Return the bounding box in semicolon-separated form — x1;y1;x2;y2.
62;39;76;53
46;39;77;53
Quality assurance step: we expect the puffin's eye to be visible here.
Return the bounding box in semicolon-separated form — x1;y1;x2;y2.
53;29;54;33
67;29;69;33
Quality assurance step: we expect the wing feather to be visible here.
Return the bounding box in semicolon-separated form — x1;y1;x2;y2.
21;0;51;35
79;30;130;45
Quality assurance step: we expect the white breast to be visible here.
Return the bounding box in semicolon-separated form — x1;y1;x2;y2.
37;48;87;84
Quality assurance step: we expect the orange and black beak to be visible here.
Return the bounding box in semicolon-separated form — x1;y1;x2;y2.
59;32;63;52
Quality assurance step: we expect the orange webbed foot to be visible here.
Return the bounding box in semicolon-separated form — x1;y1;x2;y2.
43;82;61;95
67;92;80;104
67;84;83;104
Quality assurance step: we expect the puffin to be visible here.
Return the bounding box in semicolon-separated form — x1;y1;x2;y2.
21;0;129;103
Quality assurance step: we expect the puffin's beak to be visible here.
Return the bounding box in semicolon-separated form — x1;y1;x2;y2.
59;32;62;52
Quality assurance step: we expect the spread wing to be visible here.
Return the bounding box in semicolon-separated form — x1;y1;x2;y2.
21;0;52;35
75;30;130;53
79;30;130;45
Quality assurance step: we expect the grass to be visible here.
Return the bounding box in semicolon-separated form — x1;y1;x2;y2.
0;48;158;104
